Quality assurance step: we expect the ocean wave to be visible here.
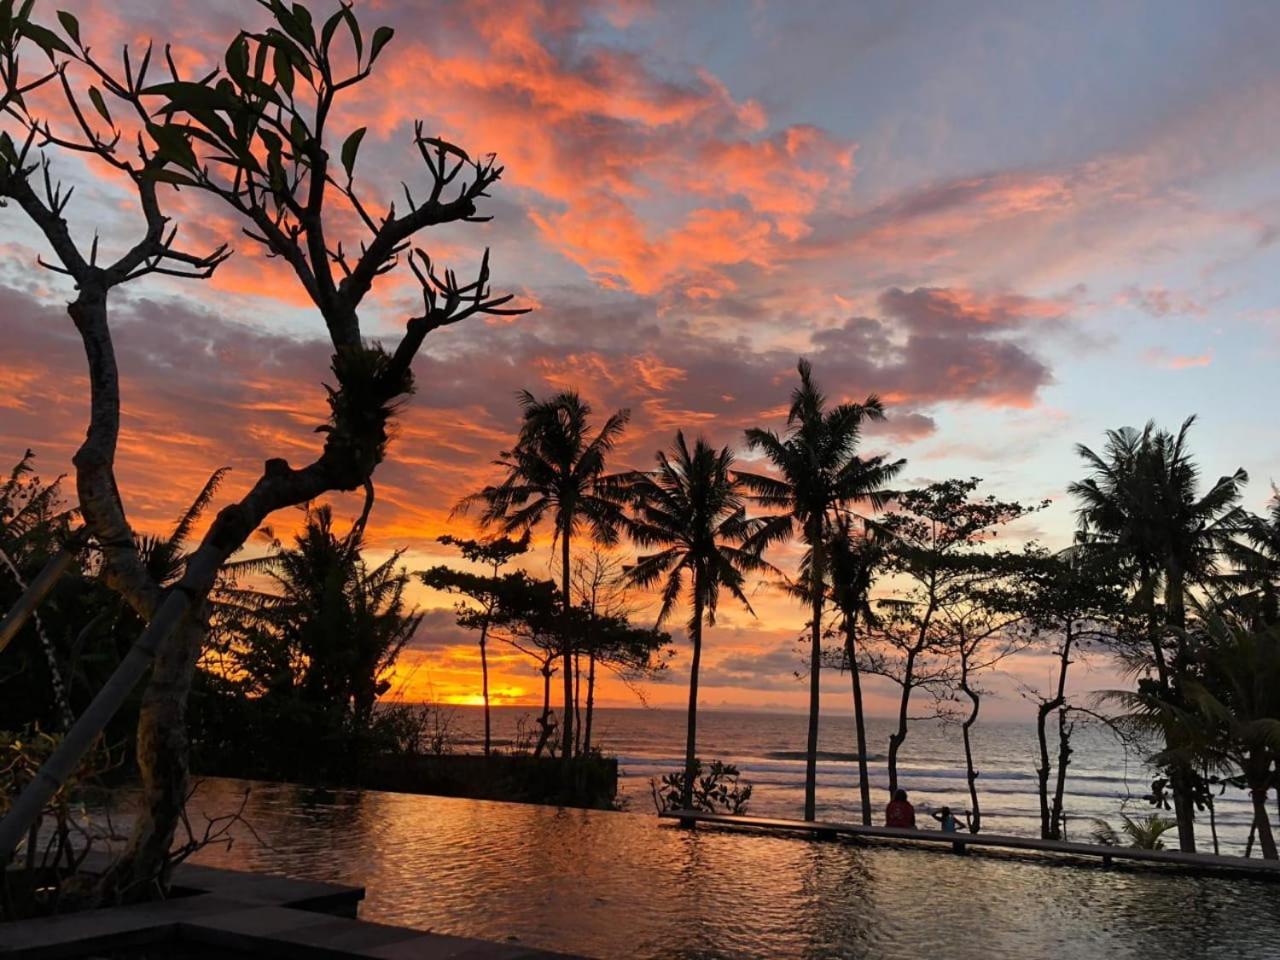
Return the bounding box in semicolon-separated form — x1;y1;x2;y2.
760;750;883;762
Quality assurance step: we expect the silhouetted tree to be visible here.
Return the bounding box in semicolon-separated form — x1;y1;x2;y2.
1017;547;1128;839
1222;488;1280;628
822;511;887;825
0;0;522;893
224;506;420;726
1106;613;1280;859
419;532;531;754
625;432;771;810
463;390;630;761
861;479;1029;797
1071;417;1247;851
0;451;77;727
738;359;903;820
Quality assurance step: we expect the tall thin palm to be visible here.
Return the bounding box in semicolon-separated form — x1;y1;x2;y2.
626;432;773;810
737;359;904;820
827;510;887;824
1070;416;1247;852
463;390;630;759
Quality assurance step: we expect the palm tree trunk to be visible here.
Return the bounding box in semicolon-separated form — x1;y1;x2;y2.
1251;787;1278;860
682;576;704;813
479;618;491;757
560;527;574;762
1161;561;1197;854
804;526;823;822
843;610;871;825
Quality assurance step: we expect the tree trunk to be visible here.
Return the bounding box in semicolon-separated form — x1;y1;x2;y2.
1050;710;1073;840
682;577;704;813
1161;561;1197;853
1037;622;1072;839
804;525;823;822
1035;701;1053;839
1207;792;1219;856
583;653;597;755
98;614;206;901
843;611;871;825
960;660;981;834
573;650;582;757
1170;768;1198;854
886;648;918;795
534;661;553;758
560;527;574;761
479;618;491;757
1251;787;1278;860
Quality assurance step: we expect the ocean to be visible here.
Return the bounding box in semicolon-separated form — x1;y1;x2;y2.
436;703;1264;853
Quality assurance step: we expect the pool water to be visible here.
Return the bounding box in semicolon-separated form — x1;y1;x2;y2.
163;778;1280;960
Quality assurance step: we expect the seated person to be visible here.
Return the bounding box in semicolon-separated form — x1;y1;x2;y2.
884;789;916;828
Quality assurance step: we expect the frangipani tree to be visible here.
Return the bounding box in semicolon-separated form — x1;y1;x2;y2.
0;0;522;899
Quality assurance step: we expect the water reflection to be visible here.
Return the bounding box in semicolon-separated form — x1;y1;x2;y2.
166;778;1279;960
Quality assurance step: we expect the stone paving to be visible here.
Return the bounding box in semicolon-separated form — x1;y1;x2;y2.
2;857;584;959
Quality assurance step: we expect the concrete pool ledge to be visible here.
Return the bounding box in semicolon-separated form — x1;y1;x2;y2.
2;857;585;959
660;810;1280;878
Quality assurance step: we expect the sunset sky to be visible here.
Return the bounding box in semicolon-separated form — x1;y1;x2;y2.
3;1;1280;722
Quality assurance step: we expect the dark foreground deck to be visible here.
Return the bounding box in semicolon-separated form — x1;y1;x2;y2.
660;809;1280;878
2;856;585;959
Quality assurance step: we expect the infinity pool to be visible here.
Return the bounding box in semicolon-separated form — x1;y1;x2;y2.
168;778;1278;960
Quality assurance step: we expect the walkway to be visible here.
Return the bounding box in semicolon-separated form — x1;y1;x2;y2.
659;810;1280;878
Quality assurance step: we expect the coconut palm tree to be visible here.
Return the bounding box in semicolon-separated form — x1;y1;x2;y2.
738;359;904;820
1070;417;1247;851
1070;417;1247;663
1221;488;1280;628
463;390;630;760
826;510;887;825
225;505;420;726
625;432;774;811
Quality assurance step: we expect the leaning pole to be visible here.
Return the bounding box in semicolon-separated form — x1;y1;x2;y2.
0;582;194;863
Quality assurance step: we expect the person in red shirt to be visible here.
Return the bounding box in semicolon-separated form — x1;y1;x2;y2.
885;789;916;828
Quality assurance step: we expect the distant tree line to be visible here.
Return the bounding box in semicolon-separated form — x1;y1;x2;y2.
440;361;1277;857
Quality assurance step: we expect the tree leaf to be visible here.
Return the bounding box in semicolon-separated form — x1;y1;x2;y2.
55;9;79;45
273;44;294;97
340;126;366;180
224;35;250;79
320;8;343;53
87;85;112;126
19;20;73;56
342;6;362;62
368;25;394;65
